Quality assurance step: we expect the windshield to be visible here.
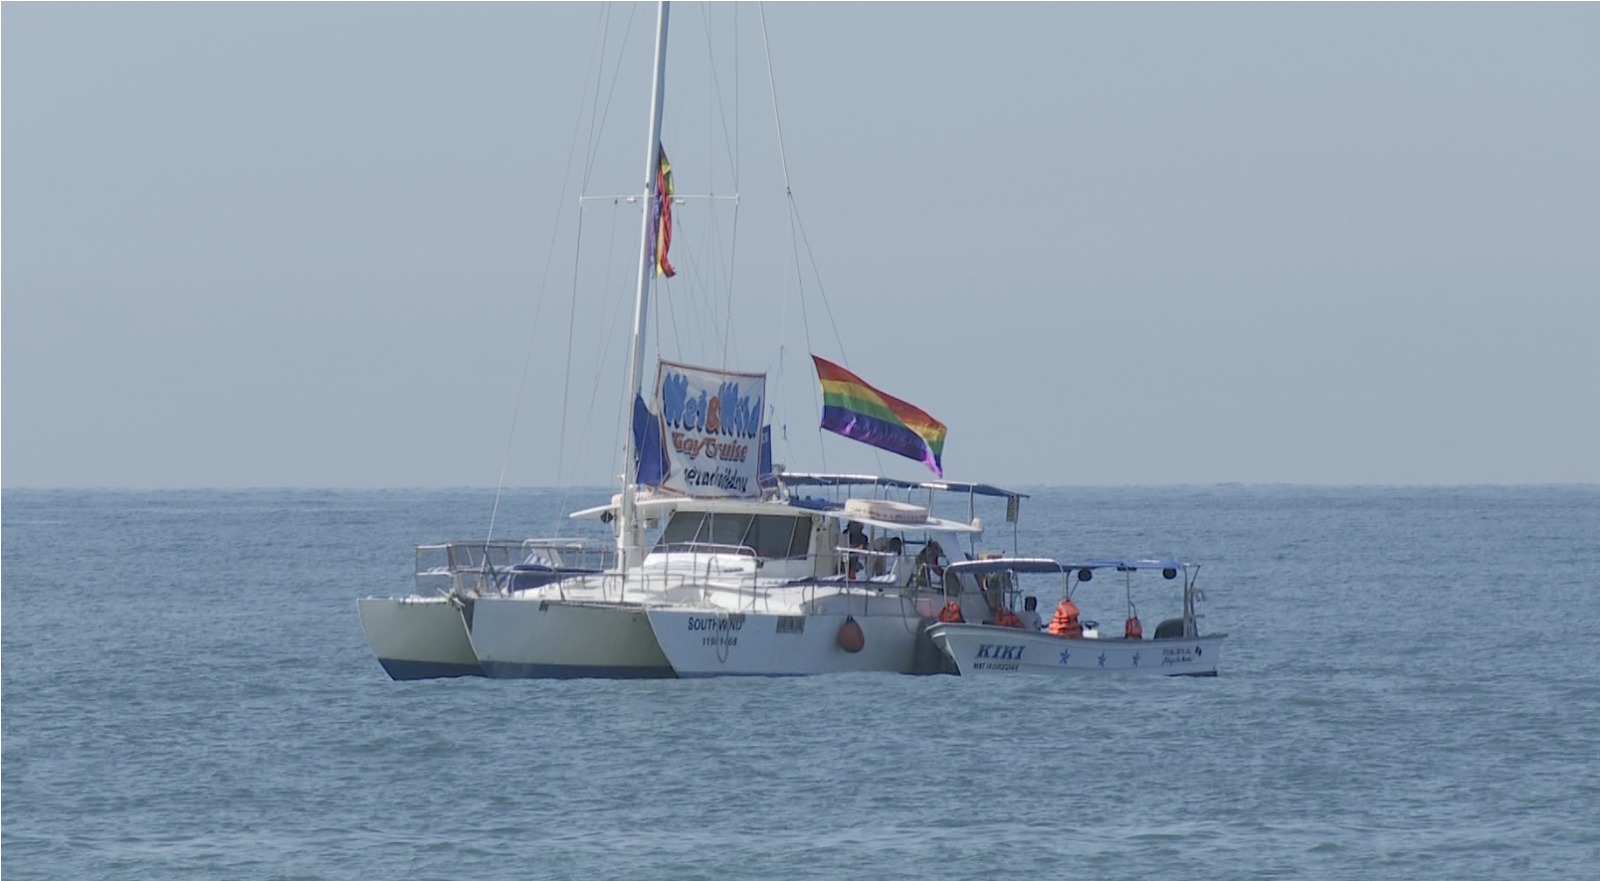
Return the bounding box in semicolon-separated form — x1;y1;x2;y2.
653;511;812;559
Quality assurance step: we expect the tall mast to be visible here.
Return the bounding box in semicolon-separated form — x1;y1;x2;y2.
619;1;671;569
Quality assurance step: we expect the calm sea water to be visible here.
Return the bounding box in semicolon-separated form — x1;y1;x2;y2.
4;485;1599;880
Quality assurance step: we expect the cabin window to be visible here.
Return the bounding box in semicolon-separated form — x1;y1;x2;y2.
752;515;811;559
653;511;809;559
655;511;706;548
706;513;752;548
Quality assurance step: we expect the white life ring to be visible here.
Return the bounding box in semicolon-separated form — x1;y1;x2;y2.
843;497;929;525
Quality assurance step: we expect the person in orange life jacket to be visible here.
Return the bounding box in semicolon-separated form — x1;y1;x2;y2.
1018;595;1044;631
1047;595;1083;638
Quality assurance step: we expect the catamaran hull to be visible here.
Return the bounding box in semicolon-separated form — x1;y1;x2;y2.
646;607;936;677
357;596;483;680
927;622;1224;677
463;596;675;679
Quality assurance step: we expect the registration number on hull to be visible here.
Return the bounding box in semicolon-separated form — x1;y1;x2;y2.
971;643;1025;671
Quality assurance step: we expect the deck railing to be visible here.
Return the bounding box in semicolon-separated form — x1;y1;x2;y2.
413;538;618;596
416;538;958;613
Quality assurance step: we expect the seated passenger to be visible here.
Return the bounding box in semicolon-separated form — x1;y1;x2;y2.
1018;596;1044;631
914;540;946;586
1046;596;1083;639
870;536;903;577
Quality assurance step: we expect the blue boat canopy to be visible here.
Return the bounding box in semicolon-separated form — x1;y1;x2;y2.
773;471;1027;500
1080;558;1190;572
945;558;1192;577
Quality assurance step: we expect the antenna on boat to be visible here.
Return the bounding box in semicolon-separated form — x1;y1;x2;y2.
618;1;672;570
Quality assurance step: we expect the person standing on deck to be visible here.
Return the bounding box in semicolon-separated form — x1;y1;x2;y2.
841;521;868;578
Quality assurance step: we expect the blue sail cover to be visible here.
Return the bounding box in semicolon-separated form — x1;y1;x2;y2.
759;425;773;484
632;394;667;487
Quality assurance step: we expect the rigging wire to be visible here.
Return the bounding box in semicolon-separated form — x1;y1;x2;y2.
591;201;630;495
573;4;647;520
485;4;617;546
560;4;646;536
699;0;744;371
756;3;813;473
657;4;747;376
555;202;589;529
784;188;892;479
758;3;888;477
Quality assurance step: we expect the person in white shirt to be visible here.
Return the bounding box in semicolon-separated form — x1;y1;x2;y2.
1017;595;1045;631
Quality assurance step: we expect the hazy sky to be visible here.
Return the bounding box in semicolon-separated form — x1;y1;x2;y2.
5;2;1597;490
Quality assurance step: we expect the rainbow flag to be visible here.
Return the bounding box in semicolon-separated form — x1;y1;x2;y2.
654;144;676;278
812;354;946;477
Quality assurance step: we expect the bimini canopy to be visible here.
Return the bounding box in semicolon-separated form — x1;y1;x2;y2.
565;492;736;521
774;472;1027;500
944;558;1193;577
814;505;982;535
1078;558;1191;573
945;558;1074;577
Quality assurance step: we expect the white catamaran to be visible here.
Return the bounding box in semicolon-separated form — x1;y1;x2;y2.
361;2;1051;681
455;1;1035;680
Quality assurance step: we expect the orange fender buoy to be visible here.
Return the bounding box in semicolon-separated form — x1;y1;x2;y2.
1125;615;1144;640
837;615;865;653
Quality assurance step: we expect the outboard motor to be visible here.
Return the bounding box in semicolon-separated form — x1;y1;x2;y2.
1152;617;1186;639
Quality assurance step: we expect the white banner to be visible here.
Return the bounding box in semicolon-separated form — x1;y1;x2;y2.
654;360;765;498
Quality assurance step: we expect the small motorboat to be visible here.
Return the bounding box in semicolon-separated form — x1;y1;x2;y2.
925;557;1224;677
